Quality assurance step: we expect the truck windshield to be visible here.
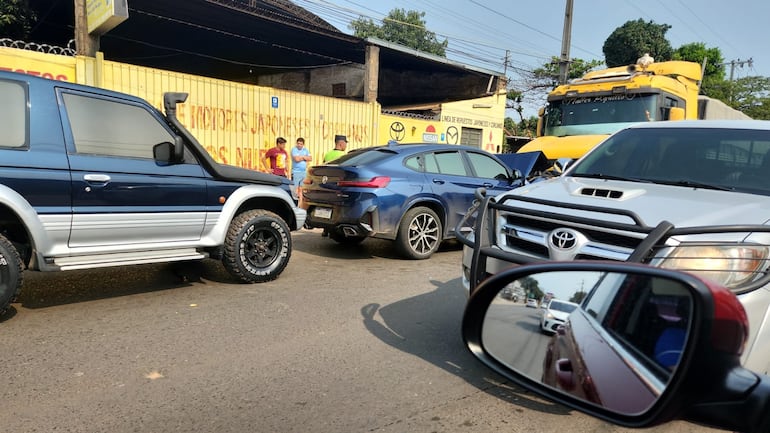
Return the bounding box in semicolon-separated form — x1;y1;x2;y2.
543;94;659;137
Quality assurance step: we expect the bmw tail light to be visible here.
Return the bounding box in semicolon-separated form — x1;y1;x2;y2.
337;176;391;188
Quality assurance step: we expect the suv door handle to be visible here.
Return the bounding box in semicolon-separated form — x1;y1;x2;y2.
83;174;111;183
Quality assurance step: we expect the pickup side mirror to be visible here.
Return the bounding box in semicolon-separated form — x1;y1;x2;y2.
462;262;770;433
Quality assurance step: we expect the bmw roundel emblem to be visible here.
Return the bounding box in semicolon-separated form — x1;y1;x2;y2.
321;176;328;184
550;229;577;250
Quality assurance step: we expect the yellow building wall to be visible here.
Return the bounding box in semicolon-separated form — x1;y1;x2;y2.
94;59;379;171
378;94;507;154
1;47;507;170
0;47;76;82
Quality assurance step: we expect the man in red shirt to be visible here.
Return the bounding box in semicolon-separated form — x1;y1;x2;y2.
264;137;289;177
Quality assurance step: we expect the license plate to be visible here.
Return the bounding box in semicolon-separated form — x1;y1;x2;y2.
314;207;332;219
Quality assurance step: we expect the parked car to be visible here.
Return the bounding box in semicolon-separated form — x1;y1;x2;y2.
303;143;523;259
500;284;523;302
540;298;579;334
462;261;766;433
525;298;538;308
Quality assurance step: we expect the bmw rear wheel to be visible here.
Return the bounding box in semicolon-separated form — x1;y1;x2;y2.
395;206;442;260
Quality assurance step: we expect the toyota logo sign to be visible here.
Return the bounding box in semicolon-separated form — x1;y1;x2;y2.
550;229;577;250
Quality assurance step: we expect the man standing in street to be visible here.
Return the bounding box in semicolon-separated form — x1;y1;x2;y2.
291;137;312;208
323;134;347;163
264;136;289;177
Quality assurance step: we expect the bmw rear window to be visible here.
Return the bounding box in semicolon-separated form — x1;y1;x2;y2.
334;148;397;166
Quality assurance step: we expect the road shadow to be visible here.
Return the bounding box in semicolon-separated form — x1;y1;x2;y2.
359;276;573;417
292;228;463;260
10;260;239;313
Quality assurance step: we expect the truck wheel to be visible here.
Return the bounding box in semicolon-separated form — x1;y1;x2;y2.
223;210;291;283
395;206;442;260
0;234;23;316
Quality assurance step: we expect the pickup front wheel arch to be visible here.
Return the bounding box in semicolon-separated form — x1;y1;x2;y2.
222;210;292;283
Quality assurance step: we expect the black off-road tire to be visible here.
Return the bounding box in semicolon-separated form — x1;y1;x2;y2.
328;231;367;245
222;210;292;283
395;206;442;260
0;234;23;316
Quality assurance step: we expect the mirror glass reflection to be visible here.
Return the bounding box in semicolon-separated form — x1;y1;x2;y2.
481;270;693;415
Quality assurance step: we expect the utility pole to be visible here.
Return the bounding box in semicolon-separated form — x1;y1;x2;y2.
504;49;510;76
73;0;100;56
720;58;753;104
723;58;753;81
558;0;573;84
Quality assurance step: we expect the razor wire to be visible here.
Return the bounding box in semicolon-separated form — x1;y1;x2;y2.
0;38;76;56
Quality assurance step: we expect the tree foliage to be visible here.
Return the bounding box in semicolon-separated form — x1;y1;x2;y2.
349;8;447;57
673;42;726;97
0;0;36;39
722;76;770;119
531;56;604;87
518;276;543;300
603;19;673;67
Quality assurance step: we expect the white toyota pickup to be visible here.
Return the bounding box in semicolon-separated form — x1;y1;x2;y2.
457;120;770;376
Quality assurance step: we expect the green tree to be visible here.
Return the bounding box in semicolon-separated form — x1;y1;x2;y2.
350;8;447;56
531;56;604;87
0;0;36;40
519;276;543;301
724;76;770;120
673;42;726;97
569;291;587;304
603;19;673;67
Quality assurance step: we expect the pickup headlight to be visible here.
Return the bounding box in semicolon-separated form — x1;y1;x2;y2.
657;244;769;290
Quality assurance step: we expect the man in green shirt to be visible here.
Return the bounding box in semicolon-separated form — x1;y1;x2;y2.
323;134;348;163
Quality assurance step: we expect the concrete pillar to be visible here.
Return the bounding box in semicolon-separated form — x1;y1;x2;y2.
364;45;380;103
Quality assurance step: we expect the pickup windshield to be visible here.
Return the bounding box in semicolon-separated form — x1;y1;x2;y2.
570;127;770;195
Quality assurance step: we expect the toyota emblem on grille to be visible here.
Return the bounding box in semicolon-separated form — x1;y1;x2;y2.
321;175;328;184
550;229;577;250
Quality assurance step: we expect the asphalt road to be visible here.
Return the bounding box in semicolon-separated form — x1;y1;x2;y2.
0;229;725;433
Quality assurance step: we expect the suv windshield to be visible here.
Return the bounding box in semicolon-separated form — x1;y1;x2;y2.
571;127;770;194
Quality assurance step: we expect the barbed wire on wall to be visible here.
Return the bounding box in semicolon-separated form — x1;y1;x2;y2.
0;38;76;56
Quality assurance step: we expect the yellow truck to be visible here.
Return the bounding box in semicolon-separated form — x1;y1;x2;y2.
519;56;751;160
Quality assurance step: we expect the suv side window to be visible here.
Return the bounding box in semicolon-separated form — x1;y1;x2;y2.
425;151;467;176
0;80;27;148
62;93;174;159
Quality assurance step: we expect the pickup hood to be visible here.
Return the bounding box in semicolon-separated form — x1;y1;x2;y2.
502;176;770;227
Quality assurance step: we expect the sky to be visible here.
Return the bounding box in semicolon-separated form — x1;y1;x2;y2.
294;0;770;117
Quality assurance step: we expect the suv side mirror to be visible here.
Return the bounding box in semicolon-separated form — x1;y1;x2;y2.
463;262;770;433
153;136;185;164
